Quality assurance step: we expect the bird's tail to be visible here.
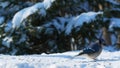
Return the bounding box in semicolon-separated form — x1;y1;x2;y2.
71;50;84;59
73;50;84;58
75;52;84;56
70;50;85;59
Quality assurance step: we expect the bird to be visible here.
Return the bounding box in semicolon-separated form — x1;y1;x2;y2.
75;38;106;59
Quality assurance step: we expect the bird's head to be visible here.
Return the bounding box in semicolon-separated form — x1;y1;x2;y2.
98;38;106;45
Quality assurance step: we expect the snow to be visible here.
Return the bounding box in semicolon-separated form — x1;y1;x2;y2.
43;0;55;9
0;1;10;8
43;12;103;35
0;48;120;68
2;36;13;48
4;21;12;32
0;16;5;24
109;18;120;28
44;17;70;34
12;0;55;30
2;1;120;67
106;0;120;5
12;3;45;30
65;12;103;35
111;34;117;45
16;34;27;44
73;12;103;27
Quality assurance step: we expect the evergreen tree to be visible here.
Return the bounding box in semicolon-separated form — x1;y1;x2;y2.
0;0;119;55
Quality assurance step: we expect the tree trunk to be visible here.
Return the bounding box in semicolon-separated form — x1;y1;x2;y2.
102;27;112;45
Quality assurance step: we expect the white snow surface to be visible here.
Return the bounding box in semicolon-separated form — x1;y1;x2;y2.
65;12;103;35
0;47;120;68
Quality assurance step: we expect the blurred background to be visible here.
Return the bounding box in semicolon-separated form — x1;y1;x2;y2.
0;0;120;55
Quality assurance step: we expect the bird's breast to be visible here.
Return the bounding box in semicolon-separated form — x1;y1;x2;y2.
88;48;102;59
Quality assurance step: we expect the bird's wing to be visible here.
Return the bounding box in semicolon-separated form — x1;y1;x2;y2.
83;47;96;54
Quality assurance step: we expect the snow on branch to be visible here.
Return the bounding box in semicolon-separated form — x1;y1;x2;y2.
2;36;13;48
109;18;120;31
2;0;55;49
43;17;70;34
106;0;120;5
0;16;5;25
43;0;55;9
12;0;55;30
65;12;103;35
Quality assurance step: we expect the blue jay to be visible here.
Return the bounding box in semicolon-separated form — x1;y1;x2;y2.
75;38;106;59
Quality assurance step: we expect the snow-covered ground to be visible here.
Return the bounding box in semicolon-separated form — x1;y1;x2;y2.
0;47;120;68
